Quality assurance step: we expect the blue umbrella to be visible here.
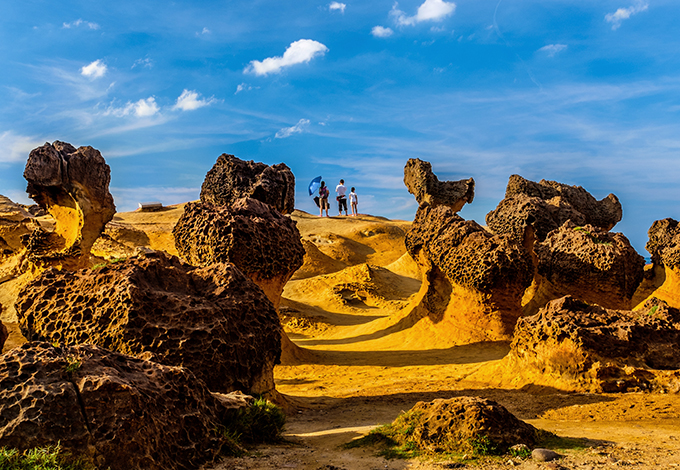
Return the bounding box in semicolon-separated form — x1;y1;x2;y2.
308;176;322;196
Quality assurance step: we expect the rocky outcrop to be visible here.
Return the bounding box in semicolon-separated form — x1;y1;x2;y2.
505;296;680;393
0;195;39;260
523;222;645;314
403;158;475;211
200;154;295;214
486;175;622;242
173;198;304;308
21;141;116;270
0;308;7;351
636;218;680;308
404;203;533;343
16;251;281;395
391;397;537;454
0;342;242;470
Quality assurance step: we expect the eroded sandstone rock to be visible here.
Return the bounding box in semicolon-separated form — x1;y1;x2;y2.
200;154;295;214
636;218;680;308
0;310;7;352
16;251;281;395
486;175;622;242
403;158;475;211
505;296;680;392
0;195;39;260
394;397;537;454
523;222;645;314
22;141;115;269
405;203;533;342
0;341;238;470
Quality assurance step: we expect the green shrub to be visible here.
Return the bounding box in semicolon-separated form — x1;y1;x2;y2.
0;443;94;470
221;397;286;450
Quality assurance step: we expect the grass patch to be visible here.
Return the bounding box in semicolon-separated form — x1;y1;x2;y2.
0;443;95;470
63;356;81;375
573;227;612;246
219;397;287;455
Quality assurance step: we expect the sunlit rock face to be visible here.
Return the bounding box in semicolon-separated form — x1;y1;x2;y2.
504;296;680;393
22;141;115;270
403;160;532;343
637;218;680;308
0;195;39;261
16;251;282;396
0;341;238;470
200;153;295;215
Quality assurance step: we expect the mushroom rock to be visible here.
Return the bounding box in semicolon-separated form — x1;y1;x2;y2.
16;251;281;396
502;296;680;393
22;141;115;270
200;153;295;214
522;222;645;315
639;218;680;307
486;175;622;242
404;203;533;343
0;342;242;470
403;158;475;211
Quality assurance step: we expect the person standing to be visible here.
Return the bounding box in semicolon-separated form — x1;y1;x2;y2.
319;181;330;217
336;179;348;216
349;187;358;216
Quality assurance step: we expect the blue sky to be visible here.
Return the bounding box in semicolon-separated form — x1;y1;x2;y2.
1;0;678;255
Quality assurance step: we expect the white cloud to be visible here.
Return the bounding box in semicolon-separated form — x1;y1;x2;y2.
391;0;456;26
103;97;160;118
197;27;211;36
0;131;44;163
132;58;153;69
235;83;255;94
275;119;310;138
81;60;107;79
172;89;215;111
605;1;648;30
63;19;100;30
372;26;394;37
244;39;329;76
538;44;568;57
329;2;346;13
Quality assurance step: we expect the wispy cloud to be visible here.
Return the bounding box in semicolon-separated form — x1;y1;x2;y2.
103;97;160;118
172;89;215;111
391;0;456;26
196;27;211;36
538;44;568;57
275;118;310;138
244;39;328;76
372;26;394;38
235;83;256;94
132;58;153;69
605;1;649;30
0;131;44;163
81;59;107;79
62;19;100;30
329;2;346;13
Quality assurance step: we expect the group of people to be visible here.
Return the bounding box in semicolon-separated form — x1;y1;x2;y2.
316;179;358;217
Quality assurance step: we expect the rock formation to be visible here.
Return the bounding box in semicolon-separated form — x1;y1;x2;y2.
0;195;39;261
486;175;622;242
505;296;680;393
16;251;281;395
0;308;7;352
391;397;537;455
638;218;680;308
173;198;304;308
522;222;645;314
200;154;295;214
0;341;241;470
21;141;116;270
403;158;475;211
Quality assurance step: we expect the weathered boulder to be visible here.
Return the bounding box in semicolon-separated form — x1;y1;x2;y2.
200;154;295;214
391;397;537;454
505;296;680;393
486;175;622;242
16;251;281;395
22;141;116;270
405;203;533;343
638;218;680;308
403;158;475;211
173;198;304;308
523;222;645;314
0;195;39;260
0;341;240;470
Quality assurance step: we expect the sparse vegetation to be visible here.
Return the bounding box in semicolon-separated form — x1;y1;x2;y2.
219;397;287;456
573;226;612;246
63;356;81;375
0;443;95;470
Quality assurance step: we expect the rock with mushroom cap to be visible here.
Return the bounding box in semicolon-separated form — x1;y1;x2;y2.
15;251;281;395
200;153;295;214
403;158;475;211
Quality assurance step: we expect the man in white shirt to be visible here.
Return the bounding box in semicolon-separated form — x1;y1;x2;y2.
336;179;348;216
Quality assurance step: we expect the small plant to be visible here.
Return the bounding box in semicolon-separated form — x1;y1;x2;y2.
91;263;107;270
508;444;531;459
220;397;286;453
648;305;659;316
467;434;499;456
0;443;95;470
109;258;126;264
63;356;81;375
573;226;612;246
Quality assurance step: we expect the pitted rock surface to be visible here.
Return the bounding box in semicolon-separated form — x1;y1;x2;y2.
646;218;680;267
509;296;680;392
0;195;38;258
0;315;7;351
200;154;295;214
16;251;281;394
486;175;622;242
0;342;237;470
526;222;645;313
403;158;475;211
400;396;537;454
22;141;115;269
